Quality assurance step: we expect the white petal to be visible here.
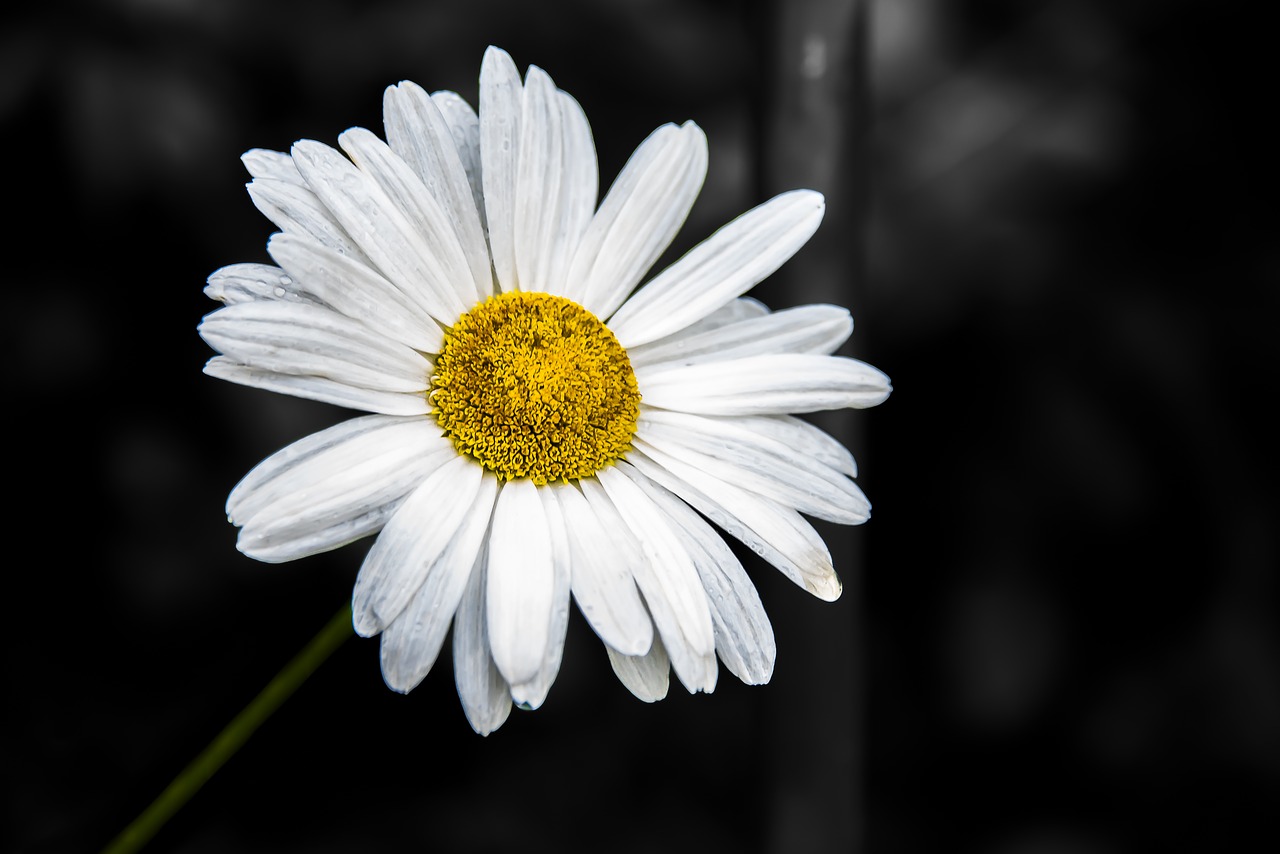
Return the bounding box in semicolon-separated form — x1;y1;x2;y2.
350;455;482;636
565;122;707;317
486;479;555;688
203;357;430;416
510;485;573;709
511;66;563;295
549;90;598;290
637;353;892;415
431;90;486;237
338;127;479;308
204;262;323;307
627;445;843;602
511;78;601;299
267;233;444;353
480;45;523;293
711;413;859;477
608;190;825;348
229;416;453;562
290;139;468;324
453;541;512;735
552;482;653;656
606;633;670;702
246;178;372;265
237;488;410;565
622;296;767;356
382;81;492;299
627;304;852;369
228;414;447;521
592;469;716;694
241;148;304;184
626;469;776;684
635;412;871;525
199;301;431;393
379;471;499;692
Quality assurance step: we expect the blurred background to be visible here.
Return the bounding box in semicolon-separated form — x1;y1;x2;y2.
4;1;1275;852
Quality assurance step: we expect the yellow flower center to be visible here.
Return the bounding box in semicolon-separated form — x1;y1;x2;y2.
431;291;640;485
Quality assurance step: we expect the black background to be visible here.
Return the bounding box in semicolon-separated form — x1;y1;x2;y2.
5;1;1275;852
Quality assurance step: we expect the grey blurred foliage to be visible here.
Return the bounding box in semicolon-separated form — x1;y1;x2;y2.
3;1;1274;853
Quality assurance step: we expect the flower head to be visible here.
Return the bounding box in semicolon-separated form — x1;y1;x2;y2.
200;46;891;734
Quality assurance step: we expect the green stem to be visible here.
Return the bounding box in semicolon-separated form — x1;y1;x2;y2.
102;602;355;854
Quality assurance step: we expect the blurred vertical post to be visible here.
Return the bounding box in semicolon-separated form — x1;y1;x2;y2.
758;1;870;852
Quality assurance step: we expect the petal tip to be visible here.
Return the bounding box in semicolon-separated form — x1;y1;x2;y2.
482;45;516;71
351;606;382;638
509;683;547;710
382;677;414;695
812;572;843;602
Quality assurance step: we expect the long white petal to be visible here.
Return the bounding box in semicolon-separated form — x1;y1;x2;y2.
552;482;653;656
592;469;716;694
230;417;453;562
627;445;842;602
199;301;431;393
338;128;479;308
267;233;444;353
640;407;856;478
351;455;482;636
606;633;670;702
549;90;598;291
203;262;323;307
608;190;825;347
453;541;512;735
246;178;371;266
480;46;523;293
631;296;768;346
228;414;448;522
486;479;555;688
510;485;573;709
238;494;411;565
626;469;776;685
637;353;892;415
241;148;305;184
636;412;870;525
565;122;706;316
382;81;492;299
707;413;859;477
202;357;430;416
379;472;499;692
290;139;468;324
512;66;564;295
431;90;487;238
627;304;852;369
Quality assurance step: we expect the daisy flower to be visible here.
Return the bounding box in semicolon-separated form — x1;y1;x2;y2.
200;46;891;735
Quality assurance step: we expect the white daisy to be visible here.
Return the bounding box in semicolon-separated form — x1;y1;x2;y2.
200;46;891;735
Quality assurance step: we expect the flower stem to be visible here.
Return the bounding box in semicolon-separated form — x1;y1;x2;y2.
102;602;355;854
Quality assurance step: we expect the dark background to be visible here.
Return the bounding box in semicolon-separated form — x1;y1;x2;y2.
4;1;1275;852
